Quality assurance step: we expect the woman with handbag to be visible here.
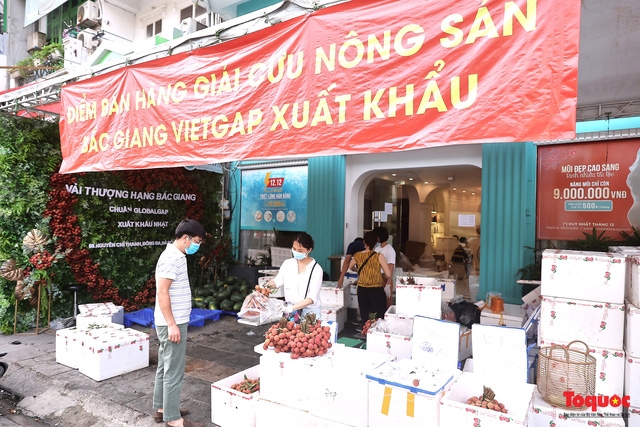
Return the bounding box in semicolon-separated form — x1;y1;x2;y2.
265;232;323;319
349;231;392;331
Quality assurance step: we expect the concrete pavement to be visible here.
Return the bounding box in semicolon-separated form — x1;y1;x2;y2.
0;314;276;426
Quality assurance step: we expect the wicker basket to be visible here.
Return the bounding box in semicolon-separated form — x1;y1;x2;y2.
537;340;596;408
270;246;292;268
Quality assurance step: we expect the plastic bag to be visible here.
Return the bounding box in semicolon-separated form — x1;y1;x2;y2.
449;300;481;328
371;317;413;337
237;291;284;324
441;301;457;322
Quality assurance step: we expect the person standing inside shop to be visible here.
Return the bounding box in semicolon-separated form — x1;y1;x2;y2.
153;219;206;427
337;237;365;289
373;226;396;307
450;236;471;296
266;232;324;318
349;231;392;330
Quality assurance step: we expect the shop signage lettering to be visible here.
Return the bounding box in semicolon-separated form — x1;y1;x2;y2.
563;391;632;411
59;0;581;173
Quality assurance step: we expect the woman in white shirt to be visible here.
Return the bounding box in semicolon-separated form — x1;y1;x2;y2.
266;232;323;317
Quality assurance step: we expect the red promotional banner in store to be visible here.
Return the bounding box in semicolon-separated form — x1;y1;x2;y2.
537;139;640;240
59;0;581;173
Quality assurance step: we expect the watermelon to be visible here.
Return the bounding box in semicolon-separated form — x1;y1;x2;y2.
233;302;242;312
220;299;234;311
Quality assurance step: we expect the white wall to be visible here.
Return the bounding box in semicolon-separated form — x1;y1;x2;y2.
343;144;483;250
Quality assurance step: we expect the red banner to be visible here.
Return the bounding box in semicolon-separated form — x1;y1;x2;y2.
59;0;581;173
537;139;640;240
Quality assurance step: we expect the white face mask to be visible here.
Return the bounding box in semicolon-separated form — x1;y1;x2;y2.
292;248;307;260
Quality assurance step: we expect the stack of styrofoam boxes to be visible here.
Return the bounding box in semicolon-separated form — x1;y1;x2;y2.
211;365;261;427
307;346;391;427
76;302;125;329
255;344;343;426
55;323;123;369
614;247;640;426
440;324;536;426
536;249;627;425
366;276;441;361
366;316;461;427
78;326;150;381
319;281;349;333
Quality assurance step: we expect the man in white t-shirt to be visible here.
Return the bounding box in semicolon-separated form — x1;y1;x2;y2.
374;226;396;307
153;219;206;427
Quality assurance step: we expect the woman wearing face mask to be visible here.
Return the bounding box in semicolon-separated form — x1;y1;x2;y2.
266;232;323;318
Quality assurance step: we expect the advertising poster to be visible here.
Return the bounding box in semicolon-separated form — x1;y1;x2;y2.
241;166;307;231
536;139;640;240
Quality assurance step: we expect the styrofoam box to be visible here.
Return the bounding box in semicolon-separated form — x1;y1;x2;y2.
319;282;350;306
625;355;640;407
627;300;640;357
631;255;640;307
308;346;391;427
541;249;626;304
255;398;310;427
384;305;413;323
367;359;459;427
78;327;149;381
366;329;412;361
521;285;542;308
259;345;341;411
307;414;352;427
629;406;640;427
348;290;358;310
211;365;260;427
78;302;121;315
55;324;123;369
437;278;456;302
538;337;625;397
320;304;347;333
440;372;535;426
529;388;624;427
480;303;526;328
411;316;460;370
459;328;472;361
395;276;441;319
539;296;625;351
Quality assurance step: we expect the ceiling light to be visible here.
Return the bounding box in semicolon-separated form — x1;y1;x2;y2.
452;187;457;190
424;181;429;184
392;173;397;176
408;177;413;181
447;176;454;181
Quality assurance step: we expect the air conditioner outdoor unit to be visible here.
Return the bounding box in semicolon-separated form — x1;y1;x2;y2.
77;1;101;27
77;29;98;49
27;32;47;51
180;17;206;35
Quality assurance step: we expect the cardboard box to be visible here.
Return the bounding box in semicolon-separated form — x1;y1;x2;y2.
625;355;640;408
319;282;350;306
395;276;441;319
539;296;625;351
55;324;123;369
308;346;391;427
538;338;625;397
320;304;347;333
541;249;626;304
211;365;260;427
441;324;534;426
626;300;640;357
256;398;310;427
529;388;625;427
480;303;526;328
366;329;412;361
78;328;149;381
